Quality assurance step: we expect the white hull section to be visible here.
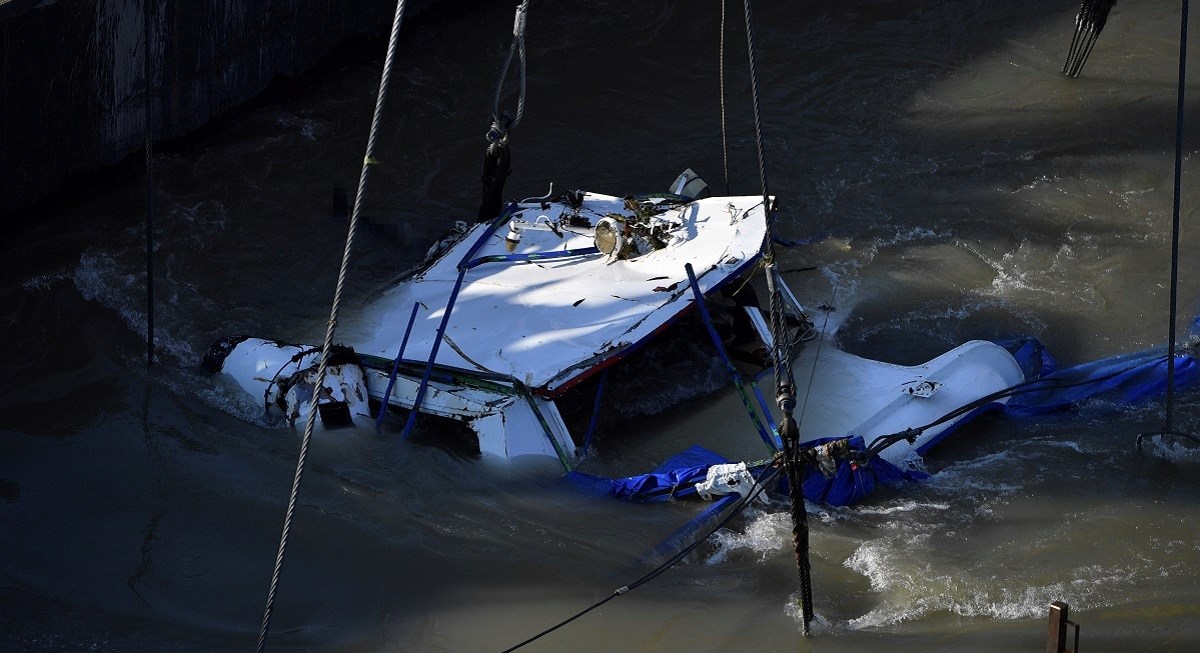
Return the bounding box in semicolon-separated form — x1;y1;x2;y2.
793;338;1025;467
220;338;576;466
219;334;1025;471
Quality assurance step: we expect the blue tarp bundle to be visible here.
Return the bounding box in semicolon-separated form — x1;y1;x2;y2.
567;445;731;502
1000;337;1199;416
798;436;929;506
572;337;1200;507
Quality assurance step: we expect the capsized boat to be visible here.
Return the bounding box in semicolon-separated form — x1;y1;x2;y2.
207;175;780;464
204;171;1030;479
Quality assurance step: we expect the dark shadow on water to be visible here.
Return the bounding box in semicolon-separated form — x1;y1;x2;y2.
0;479;19;503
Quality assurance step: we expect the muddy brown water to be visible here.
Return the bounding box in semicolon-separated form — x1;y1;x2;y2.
4;1;1200;650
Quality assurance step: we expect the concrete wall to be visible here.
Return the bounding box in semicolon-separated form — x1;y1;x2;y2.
0;0;439;218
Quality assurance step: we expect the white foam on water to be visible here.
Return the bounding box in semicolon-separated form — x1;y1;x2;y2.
705;508;792;565
971;239;1100;306
782;596;834;632
1011;173;1061;193
842;542;1139;629
854;226;947;265
924;450;1026;496
1141;435;1200;463
73;249;199;365
182;376;286;429
68;220;282;427
855;501;951;516
21;271;72;292
1034;438;1085;454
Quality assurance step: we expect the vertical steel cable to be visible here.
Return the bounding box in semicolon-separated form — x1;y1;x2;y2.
1163;0;1189;432
740;0;771;221
782;417;814;634
256;1;409;650
719;0;730;195
1138;0;1197;453
742;0;816;632
144;0;155;366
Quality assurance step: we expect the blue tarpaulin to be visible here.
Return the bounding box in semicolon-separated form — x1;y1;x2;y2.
566;445;730;502
571;337;1200;507
798;436;929;506
1000;337;1198;416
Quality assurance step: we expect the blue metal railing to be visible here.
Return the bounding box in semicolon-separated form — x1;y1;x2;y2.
684;263;779;452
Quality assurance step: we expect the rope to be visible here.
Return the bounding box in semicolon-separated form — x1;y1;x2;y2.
772;270;832;636
255;0;409;650
769;266;817;633
143;0;155;366
793;282;836;434
768;266;800;408
781;416;814;633
497;463;783;653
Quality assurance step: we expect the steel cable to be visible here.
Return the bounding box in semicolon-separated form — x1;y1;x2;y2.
1137;0;1200;451
497;463;783;653
255;0;410;650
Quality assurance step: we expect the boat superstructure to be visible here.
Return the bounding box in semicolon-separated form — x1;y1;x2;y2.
208;176;1035;474
208;186;799;466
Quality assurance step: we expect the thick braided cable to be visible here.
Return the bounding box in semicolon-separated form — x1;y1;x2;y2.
768;267;796;403
784;420;815;634
741;0;772;230
256;1;409;650
491;0;529;131
746;0;811;612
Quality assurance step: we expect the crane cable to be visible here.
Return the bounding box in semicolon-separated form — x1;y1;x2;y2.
496;462;784;653
1137;0;1200;451
255;0;410;650
738;0;817;635
479;0;530;221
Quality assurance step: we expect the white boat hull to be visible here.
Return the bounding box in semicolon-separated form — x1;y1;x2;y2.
207;187;1026;474
216;337;577;467
793;338;1025;467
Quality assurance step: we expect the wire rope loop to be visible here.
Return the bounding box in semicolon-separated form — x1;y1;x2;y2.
491;0;529;139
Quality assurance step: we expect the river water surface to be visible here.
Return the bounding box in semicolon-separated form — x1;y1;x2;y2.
4;0;1200;651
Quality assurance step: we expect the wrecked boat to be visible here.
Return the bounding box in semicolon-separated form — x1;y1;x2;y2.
204;170;1032;482
208;176;779;464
